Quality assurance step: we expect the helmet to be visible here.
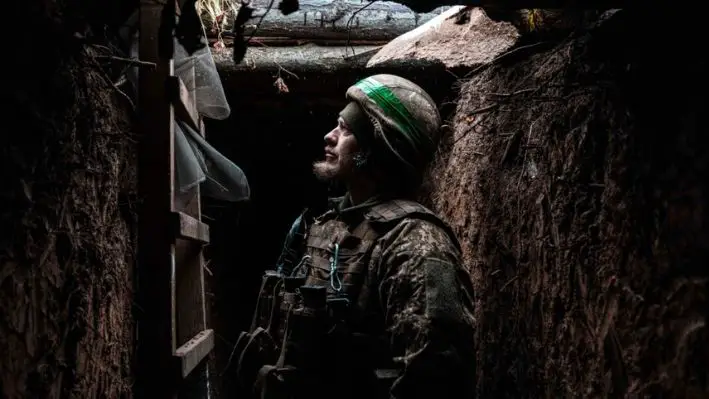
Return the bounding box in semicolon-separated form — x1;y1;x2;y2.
344;74;441;189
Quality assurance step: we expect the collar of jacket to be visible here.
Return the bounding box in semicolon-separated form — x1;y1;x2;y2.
320;194;385;223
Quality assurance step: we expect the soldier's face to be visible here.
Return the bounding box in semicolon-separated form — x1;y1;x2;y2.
313;117;360;182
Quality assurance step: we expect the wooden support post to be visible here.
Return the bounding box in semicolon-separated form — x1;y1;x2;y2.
136;0;178;398
136;1;214;398
173;114;212;399
172;8;212;395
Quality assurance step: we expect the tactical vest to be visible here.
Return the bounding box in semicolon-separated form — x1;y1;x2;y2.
232;199;460;399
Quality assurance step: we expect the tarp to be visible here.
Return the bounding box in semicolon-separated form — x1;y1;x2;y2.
120;12;251;203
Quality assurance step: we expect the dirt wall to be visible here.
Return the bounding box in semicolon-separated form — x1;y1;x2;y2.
1;1;137;398
429;9;708;398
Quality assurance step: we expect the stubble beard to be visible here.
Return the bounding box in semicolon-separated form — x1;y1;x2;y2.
312;159;339;182
312;151;363;183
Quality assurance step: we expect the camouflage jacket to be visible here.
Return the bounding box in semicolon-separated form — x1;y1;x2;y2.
248;196;476;399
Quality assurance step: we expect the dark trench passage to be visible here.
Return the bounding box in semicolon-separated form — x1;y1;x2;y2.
199;69;457;396
201;72;347;397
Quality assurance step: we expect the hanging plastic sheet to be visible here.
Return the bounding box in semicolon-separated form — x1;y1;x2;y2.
176;120;251;202
175;121;207;193
173;38;231;121
121;14;249;202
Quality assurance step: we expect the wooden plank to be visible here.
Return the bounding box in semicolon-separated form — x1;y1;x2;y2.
172;211;210;244
135;0;178;397
174;147;207;357
174;234;210;396
167;76;200;132
218;0;452;41
174;329;215;378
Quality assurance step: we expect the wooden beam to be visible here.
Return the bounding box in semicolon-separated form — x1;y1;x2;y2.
167;76;200;132
212;45;381;74
357;0;631;14
136;0;178;397
172;47;211;394
218;0;452;41
174;329;215;378
212;36;390;47
172;211;210;244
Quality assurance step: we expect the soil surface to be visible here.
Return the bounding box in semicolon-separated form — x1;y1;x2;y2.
367;7;520;69
427;9;709;398
1;1;137;397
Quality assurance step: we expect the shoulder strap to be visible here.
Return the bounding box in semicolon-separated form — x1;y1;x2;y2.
363;199;435;223
361;199;462;252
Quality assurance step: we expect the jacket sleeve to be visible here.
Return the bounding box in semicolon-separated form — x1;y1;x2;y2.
377;219;477;399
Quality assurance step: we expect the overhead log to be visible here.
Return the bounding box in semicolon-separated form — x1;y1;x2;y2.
370;0;630;14
212;44;381;74
212;42;458;102
211;36;390;47
219;0;452;41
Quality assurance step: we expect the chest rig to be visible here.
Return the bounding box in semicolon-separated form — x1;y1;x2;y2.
233;199;454;399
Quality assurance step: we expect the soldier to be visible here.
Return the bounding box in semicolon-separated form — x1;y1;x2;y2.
233;74;476;399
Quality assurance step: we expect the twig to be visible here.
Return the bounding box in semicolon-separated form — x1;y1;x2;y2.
203;264;213;277
445;68;460;80
246;0;276;43
251;33;301;80
465;41;548;78
489;88;538;98
453;115;487;145
114;75;129;88
512;119;538;260
345;1;379;56
276;64;299;79
500;275;519;291
469;103;499;115
95;55;156;69
86;52;137;111
516;119;538;191
499;130;522;166
450;103;499;145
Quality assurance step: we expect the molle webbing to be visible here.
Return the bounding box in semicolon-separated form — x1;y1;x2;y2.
363;199;461;252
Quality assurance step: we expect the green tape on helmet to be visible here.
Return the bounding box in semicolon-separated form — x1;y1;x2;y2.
354;77;433;169
354;77;422;139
